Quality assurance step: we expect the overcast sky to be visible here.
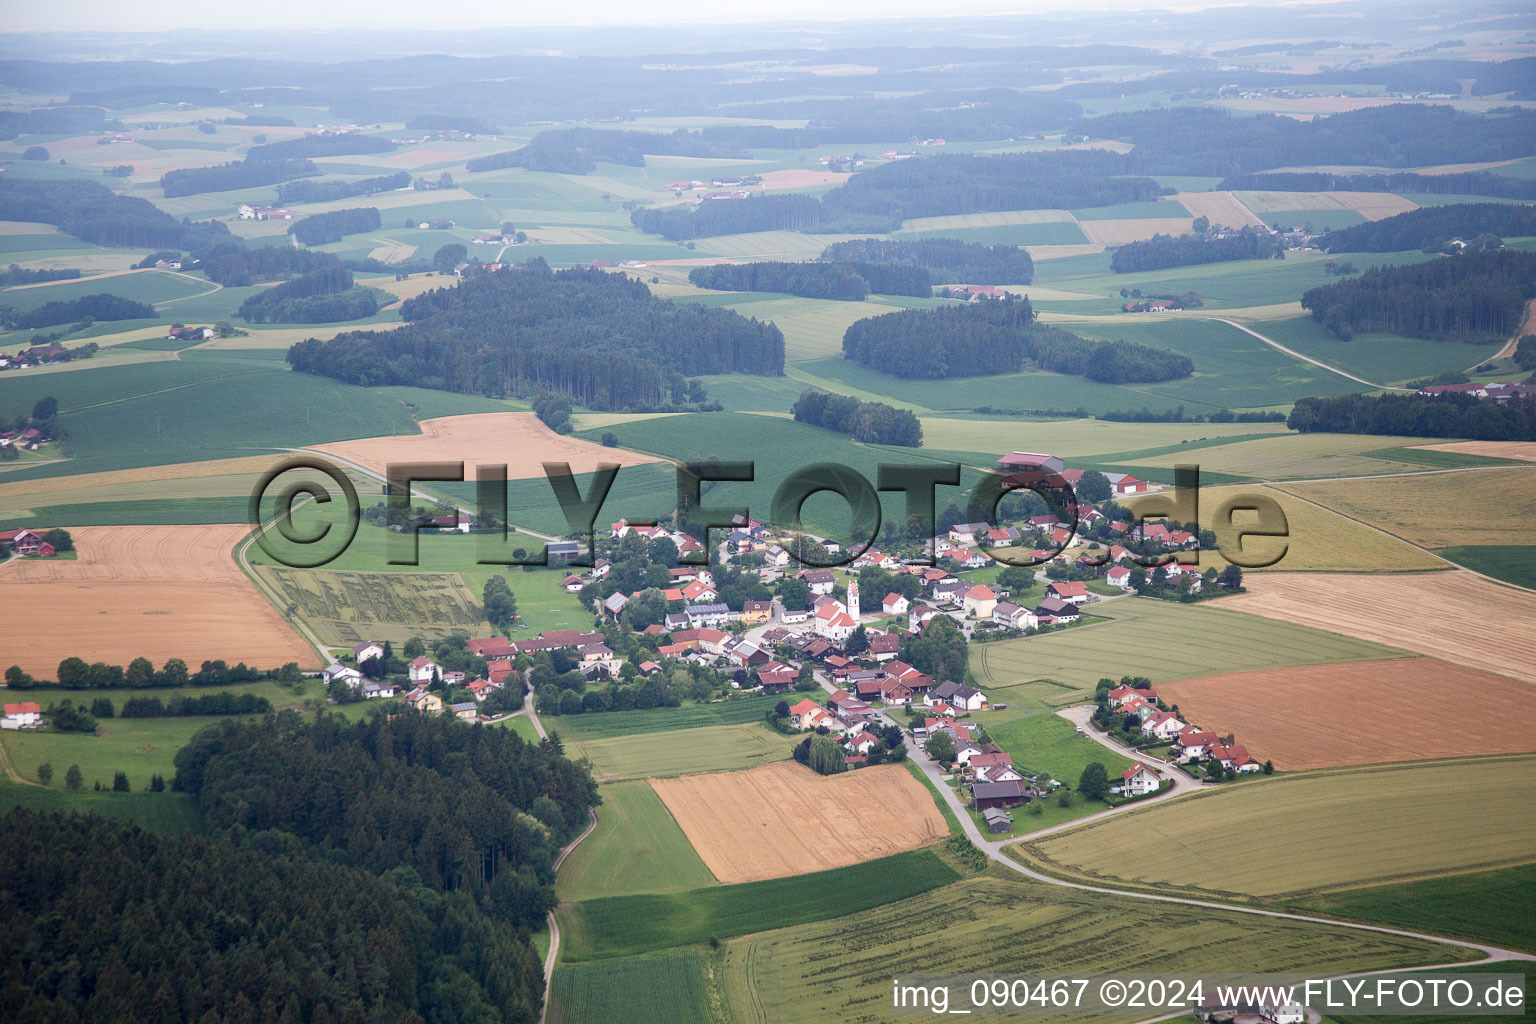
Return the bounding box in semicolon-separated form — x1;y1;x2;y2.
2;0;1229;35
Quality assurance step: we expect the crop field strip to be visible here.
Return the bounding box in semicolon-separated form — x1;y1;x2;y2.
565;721;789;782
1159;658;1536;770
715;874;1467;1024
1277;467;1536;548
555;780;717;901
1017;756;1536;900
974;597;1409;691
253;567;486;645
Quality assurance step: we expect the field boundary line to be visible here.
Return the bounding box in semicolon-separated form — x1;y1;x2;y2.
542;806;599;1024
1214;317;1410;392
0;731;42;787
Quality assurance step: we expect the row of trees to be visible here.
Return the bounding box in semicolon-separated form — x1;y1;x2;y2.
1317;203;1536;254
1220;170;1536;201
819;237;1034;286
287;260;785;409
0;177;231;250
630;193;821;241
1301;250;1536;342
75;691;274;718
277;169;410;203
0;292;155;330
288;206;382;245
1110;225;1285;273
1288;392;1536;441
841;295;1193;383
791;388;923;446
245;133;395;161
0;264;80;286
5;656;303;690
688;260;930;300
159;157;318;198
466;127;748;174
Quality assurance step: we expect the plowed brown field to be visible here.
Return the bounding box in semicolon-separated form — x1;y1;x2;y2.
316;412;662;481
650;760;947;883
1161;658;1536;770
0;525;317;673
1223;571;1536;682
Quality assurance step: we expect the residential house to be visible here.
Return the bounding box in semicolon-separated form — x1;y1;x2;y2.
788;698;832;731
450;702;478;721
1035;595;1080;624
352;641;384;664
739;600;773;625
970;752;1024;783
1107;566;1133;589
362;680;398;700
800;570;837;595
881;592;910;616
845;730;881;755
1108;685;1159;708
962;584;997;618
464;678;498;701
1;702;41;730
1046;580;1090;605
0;529;55;557
781;605;810;624
970;780;1030;810
1121;763;1161;797
959;550;990;569
756;662;798;693
686;603;735;628
323;663;363;689
406;688;444;714
564;574;585;593
948;522;990;546
1173;727;1218;762
407;657;441;684
1210;743;1262;772
928;680;987;712
1140;710;1186;740
681;580;718;603
866;632;900;661
991;602;1037;631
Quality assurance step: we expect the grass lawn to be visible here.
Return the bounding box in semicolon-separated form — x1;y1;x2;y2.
1016;756;1536;901
556;780;716;901
548;948;713;1024
986;711;1135;786
975;596;1408;693
551;696;783;739
565;721;790;782
1294;862;1536;955
0;715;249;790
558;848;960;960
0;779;204;835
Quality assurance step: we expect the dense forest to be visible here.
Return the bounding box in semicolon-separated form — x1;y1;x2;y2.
819;237;1034;285
1316;204;1536;254
2;293;156;330
1289;391;1536;440
288;206;382;245
245;133;395;161
196;242;343;287
238;262;380;324
0;265;81;285
1081;105;1536;177
277;170;410;204
0;104;116;136
1219;170;1536;200
792;389;923;446
0;178;230;250
1110;226;1285;273
159;158;318;198
1301;250;1536;341
287;260;784;408
688;260;930;299
629;193;821;240
466;127;747;174
842;295;1192;382
815;150;1168;232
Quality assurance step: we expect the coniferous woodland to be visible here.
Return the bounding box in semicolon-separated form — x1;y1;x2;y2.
288;261;785;408
842;295;1193;383
1316;204;1536;254
159;158;319;198
238;263;380;324
277;170;411;204
1110;226;1285;273
792;389;924;446
1219;170;1536;201
1301;250;1536;341
245;133;396;161
629;193;821;240
0;178;230;250
2;293;156;330
819;238;1035;285
1289;391;1536;441
688;260;930;299
1;707;595;1024
287;206;383;245
198;243;343;287
466;127;748;174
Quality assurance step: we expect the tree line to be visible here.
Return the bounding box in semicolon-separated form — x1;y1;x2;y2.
1301;250;1536;341
1220;170;1536;201
792;389;923;446
688;260;930;300
466;127;748;174
1317;203;1536;254
1289;392;1536;441
0;177;231;250
841;295;1193;383
819;237;1035;286
277;169;410;203
0;292;156;331
288;205;382;245
238;262;381;324
630;193;821;240
287;259;784;409
1110;225;1284;273
0;265;81;286
246;133;396;161
5;656;303;690
159;157;319;198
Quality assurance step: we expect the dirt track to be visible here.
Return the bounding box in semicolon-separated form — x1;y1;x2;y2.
1162;658;1536;770
650;760;947;884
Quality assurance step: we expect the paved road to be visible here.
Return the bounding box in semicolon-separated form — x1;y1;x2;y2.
540;805;598;1024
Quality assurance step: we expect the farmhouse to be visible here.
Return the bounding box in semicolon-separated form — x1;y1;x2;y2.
971;780;1030;810
1122;763;1161;797
1;702;41;730
0;529;56;558
927;680;987;712
467;637;517;659
997;451;1065;475
1046;581;1090;605
756;662;798;693
1035;596;1080;624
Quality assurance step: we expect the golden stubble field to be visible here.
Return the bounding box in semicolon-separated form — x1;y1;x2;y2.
1222;570;1536;681
1160;657;1536;770
649;760;948;883
0;524;318;674
315;412;663;481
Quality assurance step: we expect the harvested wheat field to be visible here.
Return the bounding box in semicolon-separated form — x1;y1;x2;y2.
0;455;282;508
316;412;662;481
1279;467;1536;548
1161;658;1536;770
1174;191;1265;229
1025;243;1106;260
1079;218;1196;244
1410;441;1536;463
650;760;947;883
0;525;317;674
1224;571;1536;682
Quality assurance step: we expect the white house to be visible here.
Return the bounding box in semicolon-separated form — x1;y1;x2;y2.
1139;710;1186;741
1173;727;1217;762
801;570;837;595
991;602;1037;630
881;592;910;616
928;680;987;712
1106;566;1133;589
948;522;989;546
352;641;384;664
764;545;791;569
1122;763;1160;797
1;701;41;730
362;680;399;699
407;657;441;684
323;663;363;688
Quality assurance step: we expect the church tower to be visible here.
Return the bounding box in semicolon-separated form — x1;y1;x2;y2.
846;579;859;619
